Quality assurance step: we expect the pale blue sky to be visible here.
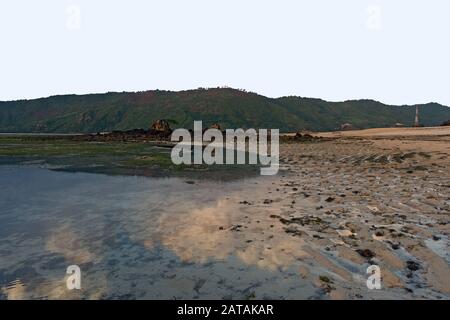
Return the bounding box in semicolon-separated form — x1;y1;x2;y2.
1;0;449;105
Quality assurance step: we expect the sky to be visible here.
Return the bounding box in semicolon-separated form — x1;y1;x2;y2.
0;0;449;105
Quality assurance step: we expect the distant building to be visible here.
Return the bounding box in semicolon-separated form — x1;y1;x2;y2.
413;106;420;127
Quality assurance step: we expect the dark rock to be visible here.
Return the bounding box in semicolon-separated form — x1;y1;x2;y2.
340;123;355;131
284;227;306;237
406;260;421;271
356;249;375;258
230;225;243;232
279;216;322;226
319;275;332;283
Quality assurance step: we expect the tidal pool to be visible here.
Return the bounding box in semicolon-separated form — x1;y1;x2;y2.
0;165;317;299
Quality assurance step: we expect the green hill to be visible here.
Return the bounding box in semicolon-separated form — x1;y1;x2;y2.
0;88;449;133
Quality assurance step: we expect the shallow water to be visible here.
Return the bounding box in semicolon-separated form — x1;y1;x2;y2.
0;166;318;299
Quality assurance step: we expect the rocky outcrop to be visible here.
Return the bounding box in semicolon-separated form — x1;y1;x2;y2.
281;131;331;143
77;120;173;142
340;123;354;131
151;120;171;132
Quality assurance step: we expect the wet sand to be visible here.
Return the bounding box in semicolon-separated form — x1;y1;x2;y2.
273;127;449;298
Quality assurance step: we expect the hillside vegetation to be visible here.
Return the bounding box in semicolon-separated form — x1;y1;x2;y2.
1;88;449;133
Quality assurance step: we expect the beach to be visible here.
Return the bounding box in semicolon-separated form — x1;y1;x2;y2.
0;127;449;299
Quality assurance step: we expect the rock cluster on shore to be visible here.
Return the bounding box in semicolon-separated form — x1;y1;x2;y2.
77;120;174;142
280;131;331;143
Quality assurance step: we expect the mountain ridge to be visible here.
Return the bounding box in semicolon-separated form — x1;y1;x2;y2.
1;88;449;133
